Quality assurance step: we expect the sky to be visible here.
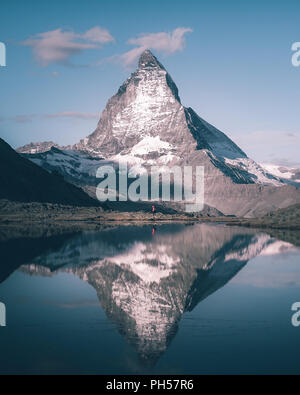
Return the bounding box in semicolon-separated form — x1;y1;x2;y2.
0;0;300;166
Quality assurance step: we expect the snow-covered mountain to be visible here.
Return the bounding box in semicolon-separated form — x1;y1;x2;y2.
17;50;300;216
18;50;280;185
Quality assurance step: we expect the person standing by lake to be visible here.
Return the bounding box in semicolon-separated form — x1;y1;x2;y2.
152;205;156;218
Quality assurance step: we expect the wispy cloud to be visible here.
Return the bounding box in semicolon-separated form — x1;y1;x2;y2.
233;130;300;166
0;112;99;123
266;158;300;168
112;27;192;67
43;111;99;120
22;27;114;66
128;28;193;53
81;26;114;44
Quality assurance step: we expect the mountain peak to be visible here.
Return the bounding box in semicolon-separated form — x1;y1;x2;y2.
138;49;165;70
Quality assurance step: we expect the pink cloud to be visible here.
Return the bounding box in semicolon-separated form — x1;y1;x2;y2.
43;111;98;120
22;27;114;66
0;112;99;123
120;27;193;67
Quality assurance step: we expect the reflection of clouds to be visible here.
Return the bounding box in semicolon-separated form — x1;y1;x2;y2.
57;301;100;309
259;240;298;256
231;251;300;288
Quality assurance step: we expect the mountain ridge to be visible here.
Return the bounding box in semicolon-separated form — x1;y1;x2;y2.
0;138;98;206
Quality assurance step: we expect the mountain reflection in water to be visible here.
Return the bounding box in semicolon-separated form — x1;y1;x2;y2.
1;223;296;367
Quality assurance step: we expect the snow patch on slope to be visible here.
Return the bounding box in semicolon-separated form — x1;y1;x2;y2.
25;148;105;179
130;136;172;155
111;135;179;167
260;163;300;183
224;157;283;186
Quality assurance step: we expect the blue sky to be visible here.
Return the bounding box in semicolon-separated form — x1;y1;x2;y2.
0;0;300;166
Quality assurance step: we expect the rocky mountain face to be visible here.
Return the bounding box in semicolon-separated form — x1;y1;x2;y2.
17;50;300;217
16;223;296;364
0;138;97;206
17;141;60;154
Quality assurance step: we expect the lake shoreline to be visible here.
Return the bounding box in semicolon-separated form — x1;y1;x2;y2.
1;200;299;235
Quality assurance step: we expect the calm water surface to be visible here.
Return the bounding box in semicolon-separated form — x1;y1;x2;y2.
0;223;300;374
